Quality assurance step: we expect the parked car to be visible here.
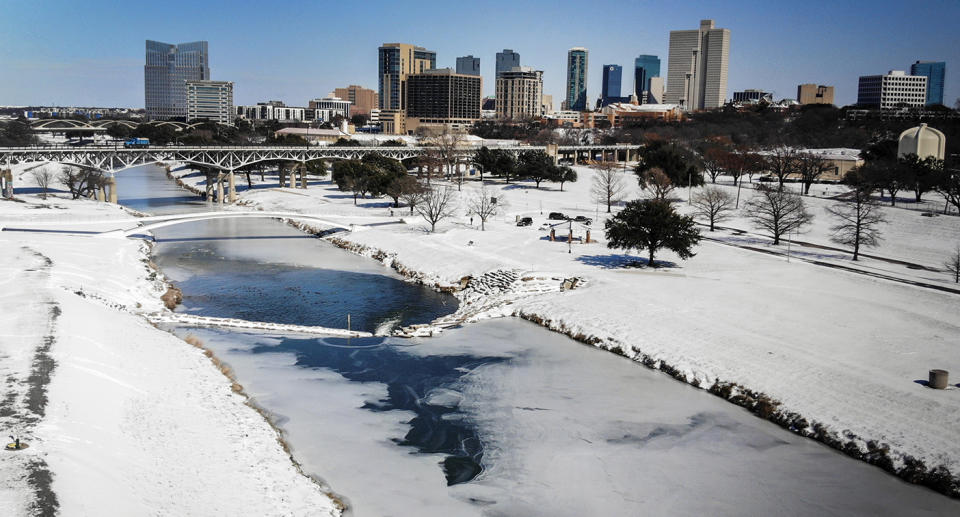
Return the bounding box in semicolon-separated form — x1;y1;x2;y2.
548;212;567;220
573;215;592;225
516;217;533;227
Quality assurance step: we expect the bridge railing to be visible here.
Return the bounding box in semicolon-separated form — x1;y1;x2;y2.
0;143;638;152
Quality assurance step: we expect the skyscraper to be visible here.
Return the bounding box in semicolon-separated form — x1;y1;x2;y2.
405;69;482;133
910;61;946;106
566;47;588;111
634;55;661;102
378;43;436;111
601;64;622;106
665;20;730;110
378;43;436;133
496;67;543;119
456;55;481;76
144;40;209;120
185;80;233;124
496;49;520;77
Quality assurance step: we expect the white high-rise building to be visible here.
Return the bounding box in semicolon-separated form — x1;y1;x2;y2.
665;19;730;110
185;80;233;124
857;71;928;109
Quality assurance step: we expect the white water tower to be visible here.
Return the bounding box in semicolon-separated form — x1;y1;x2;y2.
897;123;945;160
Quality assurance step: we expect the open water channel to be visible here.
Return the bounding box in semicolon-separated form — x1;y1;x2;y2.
117;164;959;516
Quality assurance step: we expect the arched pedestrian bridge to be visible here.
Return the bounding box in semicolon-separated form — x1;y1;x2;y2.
1;211;384;239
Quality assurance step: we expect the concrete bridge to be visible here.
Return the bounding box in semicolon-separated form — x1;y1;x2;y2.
0;143;638;202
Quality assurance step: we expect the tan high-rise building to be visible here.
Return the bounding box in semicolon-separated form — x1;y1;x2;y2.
333;85;378;116
797;84;835;105
496;67;543;119
541;94;554;114
378;42;437;133
665;19;730;110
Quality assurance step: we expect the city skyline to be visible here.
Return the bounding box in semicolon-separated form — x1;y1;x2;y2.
1;0;957;109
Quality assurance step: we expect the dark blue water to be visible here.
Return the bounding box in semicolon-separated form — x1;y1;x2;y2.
175;262;453;332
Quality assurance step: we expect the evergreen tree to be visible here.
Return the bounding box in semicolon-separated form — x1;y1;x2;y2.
604;199;701;267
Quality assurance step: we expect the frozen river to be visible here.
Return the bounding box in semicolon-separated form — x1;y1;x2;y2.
118;165;960;516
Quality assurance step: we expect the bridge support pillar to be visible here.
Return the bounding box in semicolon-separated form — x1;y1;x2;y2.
96;185;105;202
217;176;224;204
545;143;559;165
228;170;236;203
108;177;117;203
2;169;13;199
572;151;578;165
300;164;307;189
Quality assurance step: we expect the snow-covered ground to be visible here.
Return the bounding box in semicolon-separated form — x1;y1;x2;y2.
0;169;341;516
170;161;960;493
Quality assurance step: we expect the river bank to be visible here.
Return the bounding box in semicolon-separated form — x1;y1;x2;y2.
167;162;960;498
0;166;342;516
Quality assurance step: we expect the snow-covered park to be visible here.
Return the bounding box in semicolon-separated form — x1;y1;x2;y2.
1;155;959;513
169;158;960;493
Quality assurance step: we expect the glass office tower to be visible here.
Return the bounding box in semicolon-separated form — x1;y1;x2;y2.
565;47;588;111
601;64;622;105
634;54;661;100
144;40;209;120
910;61;946;106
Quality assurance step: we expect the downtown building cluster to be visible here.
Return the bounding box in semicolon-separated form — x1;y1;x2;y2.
144;40;378;128
143;23;948;134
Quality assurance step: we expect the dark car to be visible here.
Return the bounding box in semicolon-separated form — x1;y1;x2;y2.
516;217;533;227
573;215;592;225
548;212;567;220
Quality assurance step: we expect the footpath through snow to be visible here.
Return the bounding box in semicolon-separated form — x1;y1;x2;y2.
170;161;960;497
0;167;342;516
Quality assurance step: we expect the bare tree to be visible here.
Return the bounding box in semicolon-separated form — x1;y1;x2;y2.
945;244;960;283
428;127;464;183
825;187;887;260
638;167;675;200
691;187;735;231
58;166;105;200
590;161;627;213
399;178;427;214
702;146;729;183
416;185;458;232
935;167;960;215
763;147;799;191
32;167;53;199
796;152;832;195
743;185;813;245
466;185;506;230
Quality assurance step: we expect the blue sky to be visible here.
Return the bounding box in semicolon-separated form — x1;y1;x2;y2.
1;0;957;109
